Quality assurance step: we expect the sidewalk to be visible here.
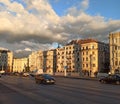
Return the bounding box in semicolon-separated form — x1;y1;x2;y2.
54;75;99;81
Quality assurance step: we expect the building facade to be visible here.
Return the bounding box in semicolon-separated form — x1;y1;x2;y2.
44;49;56;74
29;51;45;72
13;58;28;73
56;43;81;73
78;39;110;77
7;51;13;72
109;32;120;74
0;49;13;72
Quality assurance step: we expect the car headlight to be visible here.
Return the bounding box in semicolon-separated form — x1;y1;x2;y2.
46;79;50;82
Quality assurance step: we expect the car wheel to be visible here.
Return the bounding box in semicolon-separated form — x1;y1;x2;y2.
36;80;41;84
35;80;38;84
116;81;120;85
101;80;105;83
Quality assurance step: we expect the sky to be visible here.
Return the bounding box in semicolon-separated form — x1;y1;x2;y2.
0;0;120;57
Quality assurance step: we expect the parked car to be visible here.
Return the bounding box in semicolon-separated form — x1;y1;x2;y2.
99;74;120;85
97;72;108;78
23;72;29;77
35;74;55;84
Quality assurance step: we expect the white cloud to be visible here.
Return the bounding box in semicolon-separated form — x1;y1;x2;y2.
81;0;89;10
24;48;32;51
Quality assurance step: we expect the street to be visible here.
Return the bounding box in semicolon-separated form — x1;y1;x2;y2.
0;75;120;104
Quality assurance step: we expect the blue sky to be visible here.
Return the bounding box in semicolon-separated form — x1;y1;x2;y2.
49;0;120;20
0;0;120;57
9;0;120;19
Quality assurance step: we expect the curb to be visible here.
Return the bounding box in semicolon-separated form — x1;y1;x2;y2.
53;75;99;81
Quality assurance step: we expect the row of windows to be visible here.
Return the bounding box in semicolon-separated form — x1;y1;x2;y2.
113;38;120;44
82;64;96;68
57;50;79;55
81;46;95;50
82;51;95;55
82;57;96;61
0;60;7;62
112;46;120;50
57;65;75;69
114;61;120;66
112;52;120;57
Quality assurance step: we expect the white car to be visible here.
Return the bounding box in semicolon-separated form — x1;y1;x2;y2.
23;73;29;77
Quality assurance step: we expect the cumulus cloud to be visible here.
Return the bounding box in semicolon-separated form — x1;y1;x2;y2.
81;0;89;10
0;0;120;57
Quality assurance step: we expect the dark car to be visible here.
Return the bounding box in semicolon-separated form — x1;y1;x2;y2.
35;74;55;84
99;74;120;85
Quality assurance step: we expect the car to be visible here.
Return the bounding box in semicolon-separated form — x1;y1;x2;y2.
23;72;29;77
35;74;55;84
99;74;120;85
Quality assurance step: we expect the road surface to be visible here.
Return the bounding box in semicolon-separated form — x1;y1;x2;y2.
0;75;120;104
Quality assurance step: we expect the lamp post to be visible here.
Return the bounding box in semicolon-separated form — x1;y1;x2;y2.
89;54;92;77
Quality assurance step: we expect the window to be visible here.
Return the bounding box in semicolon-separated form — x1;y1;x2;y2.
86;57;88;61
83;52;84;55
115;61;118;66
86;51;88;55
83;58;84;61
93;64;96;67
86;64;88;67
86;46;88;49
83;64;85;68
114;46;117;50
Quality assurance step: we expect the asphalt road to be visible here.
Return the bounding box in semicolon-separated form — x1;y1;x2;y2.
0;75;120;104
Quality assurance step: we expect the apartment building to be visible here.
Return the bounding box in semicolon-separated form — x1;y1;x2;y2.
56;43;81;73
7;51;13;72
29;51;44;71
78;39;110;77
0;49;13;72
13;58;28;73
109;32;120;74
44;49;56;74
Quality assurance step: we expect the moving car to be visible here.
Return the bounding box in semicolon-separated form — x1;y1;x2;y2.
99;74;120;85
30;69;43;77
35;74;55;84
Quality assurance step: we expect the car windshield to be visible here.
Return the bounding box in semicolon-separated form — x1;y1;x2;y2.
42;74;52;78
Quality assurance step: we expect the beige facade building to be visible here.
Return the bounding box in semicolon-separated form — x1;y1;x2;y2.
109;32;120;74
78;39;110;77
7;51;13;72
44;49;56;74
56;44;80;73
29;51;44;72
13;58;28;73
0;49;13;72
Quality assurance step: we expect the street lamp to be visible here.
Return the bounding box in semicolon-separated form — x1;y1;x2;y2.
89;54;92;77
